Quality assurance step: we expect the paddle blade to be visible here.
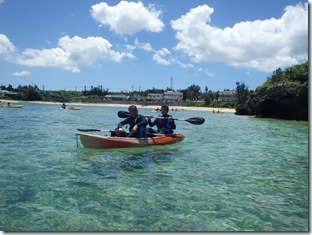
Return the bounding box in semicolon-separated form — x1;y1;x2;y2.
185;117;205;125
118;111;130;118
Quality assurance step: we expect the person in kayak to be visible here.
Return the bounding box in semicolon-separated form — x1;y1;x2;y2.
117;105;148;138
147;105;176;135
61;103;66;109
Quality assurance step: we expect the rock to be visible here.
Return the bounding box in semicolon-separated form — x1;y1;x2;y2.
236;82;308;121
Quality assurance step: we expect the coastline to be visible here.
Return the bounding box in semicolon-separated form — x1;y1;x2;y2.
0;99;236;113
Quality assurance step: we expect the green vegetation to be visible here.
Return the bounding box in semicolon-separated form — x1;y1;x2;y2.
234;82;251;112
235;61;308;107
260;61;308;88
234;61;308;120
1;61;307;112
1;83;236;108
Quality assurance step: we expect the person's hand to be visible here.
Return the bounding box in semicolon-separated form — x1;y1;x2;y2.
132;125;138;132
146;115;152;119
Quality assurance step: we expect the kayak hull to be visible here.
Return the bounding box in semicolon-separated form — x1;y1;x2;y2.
0;105;23;108
61;107;81;110
76;132;185;149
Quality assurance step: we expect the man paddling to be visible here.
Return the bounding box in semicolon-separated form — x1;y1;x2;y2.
147;105;176;135
117;105;147;138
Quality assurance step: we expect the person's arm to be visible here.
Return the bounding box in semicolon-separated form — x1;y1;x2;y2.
118;118;129;129
147;117;157;127
136;115;148;127
130;115;147;133
168;115;176;129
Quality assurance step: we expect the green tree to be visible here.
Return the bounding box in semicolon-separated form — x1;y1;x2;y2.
19;85;42;100
235;82;249;106
262;61;308;88
203;93;211;105
284;61;308;83
183;84;201;101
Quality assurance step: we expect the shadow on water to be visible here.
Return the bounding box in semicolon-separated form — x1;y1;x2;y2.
74;145;180;177
119;150;176;171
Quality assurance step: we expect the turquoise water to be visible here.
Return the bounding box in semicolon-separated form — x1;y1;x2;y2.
0;103;309;231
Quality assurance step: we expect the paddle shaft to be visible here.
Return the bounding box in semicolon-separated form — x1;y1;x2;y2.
153;116;187;121
117;111;205;125
77;129;113;132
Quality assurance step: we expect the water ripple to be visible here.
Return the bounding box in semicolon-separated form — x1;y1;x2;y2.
0;104;308;231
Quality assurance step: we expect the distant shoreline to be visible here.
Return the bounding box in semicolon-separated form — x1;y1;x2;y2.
0;99;236;113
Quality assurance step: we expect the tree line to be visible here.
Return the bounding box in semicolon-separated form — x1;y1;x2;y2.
2;61;307;109
0;83;236;108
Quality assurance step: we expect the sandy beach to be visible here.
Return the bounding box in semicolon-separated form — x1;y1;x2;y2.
0;99;236;113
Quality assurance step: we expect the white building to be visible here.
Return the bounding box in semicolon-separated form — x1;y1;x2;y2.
163;91;183;102
218;90;236;101
146;93;163;102
104;94;130;101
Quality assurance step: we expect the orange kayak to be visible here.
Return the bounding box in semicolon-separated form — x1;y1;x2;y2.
76;132;185;149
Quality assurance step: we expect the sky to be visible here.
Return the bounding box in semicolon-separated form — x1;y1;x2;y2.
0;0;309;92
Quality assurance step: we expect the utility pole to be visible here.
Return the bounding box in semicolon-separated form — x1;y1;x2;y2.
170;76;173;91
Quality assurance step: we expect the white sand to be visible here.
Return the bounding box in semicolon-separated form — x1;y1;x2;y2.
1;99;235;113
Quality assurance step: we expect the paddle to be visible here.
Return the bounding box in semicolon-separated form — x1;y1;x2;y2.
117;111;205;125
77;129;114;132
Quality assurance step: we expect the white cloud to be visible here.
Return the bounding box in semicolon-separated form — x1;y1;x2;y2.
131;38;193;68
134;39;153;52
172;59;193;68
0;35;134;72
0;34;17;60
157;48;171;56
152;48;171;65
153;54;170;65
13;71;31;77
171;3;308;72
91;1;164;35
198;68;215;77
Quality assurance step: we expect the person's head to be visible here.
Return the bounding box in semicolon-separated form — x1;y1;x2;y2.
128;105;138;117
161;105;169;115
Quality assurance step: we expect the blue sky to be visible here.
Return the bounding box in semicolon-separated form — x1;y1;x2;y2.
0;0;308;92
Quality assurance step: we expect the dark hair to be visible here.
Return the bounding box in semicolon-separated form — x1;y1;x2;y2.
161;105;169;112
128;105;138;112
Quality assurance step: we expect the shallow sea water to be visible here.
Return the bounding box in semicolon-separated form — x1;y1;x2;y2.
0;103;309;231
